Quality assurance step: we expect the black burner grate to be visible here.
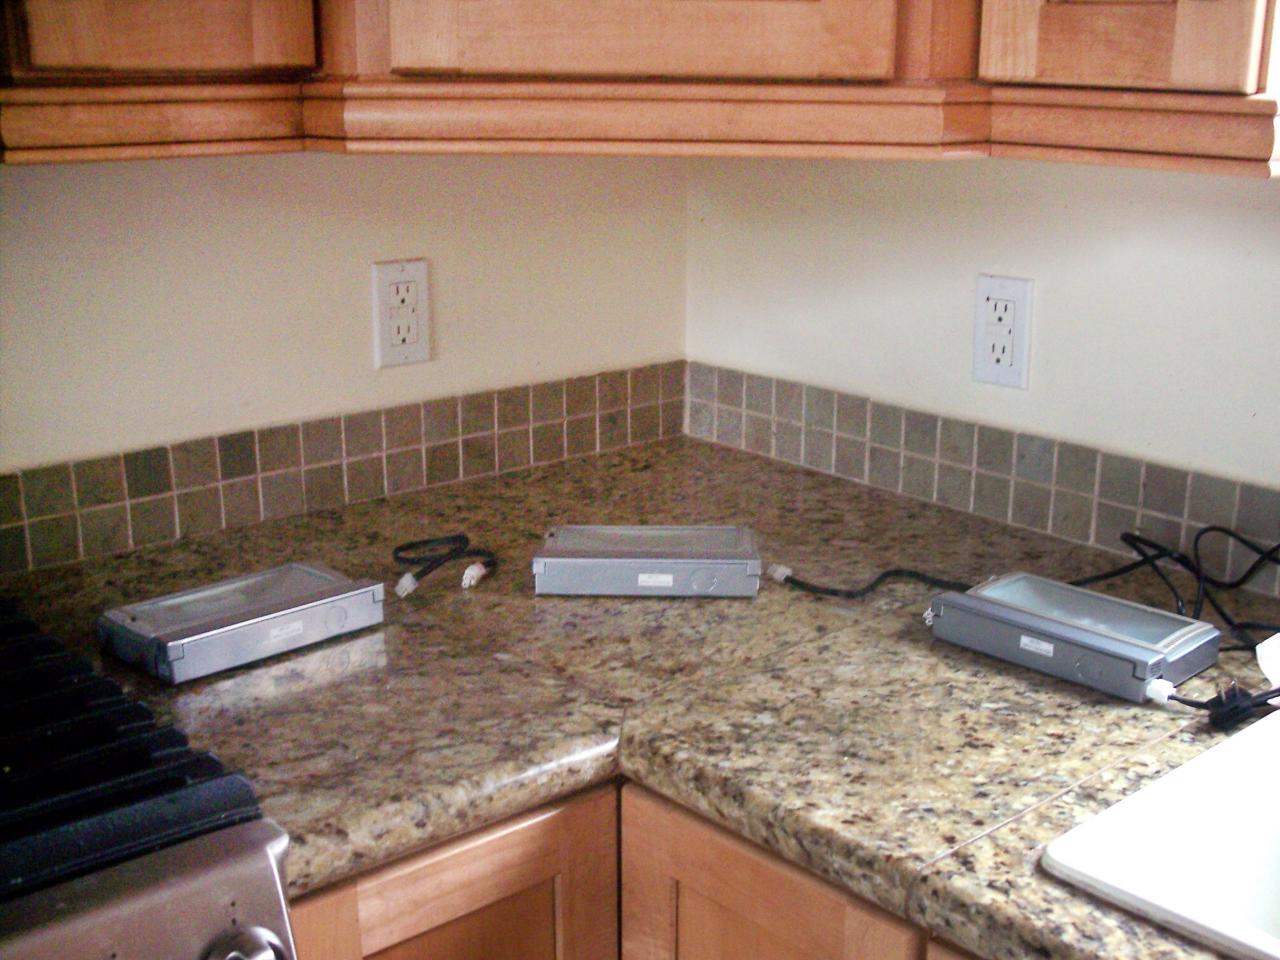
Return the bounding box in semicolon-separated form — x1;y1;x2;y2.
0;607;261;901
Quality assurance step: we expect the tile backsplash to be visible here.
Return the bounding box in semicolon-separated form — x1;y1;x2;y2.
687;363;1280;599
0;362;685;574
3;354;1276;603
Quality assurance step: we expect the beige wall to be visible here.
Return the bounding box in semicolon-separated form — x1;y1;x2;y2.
5;152;1279;487
0;153;686;472
685;158;1280;488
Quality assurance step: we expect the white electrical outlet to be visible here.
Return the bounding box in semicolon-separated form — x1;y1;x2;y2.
372;258;431;368
973;274;1032;389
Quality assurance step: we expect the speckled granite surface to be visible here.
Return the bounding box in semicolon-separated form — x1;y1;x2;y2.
3;438;1275;959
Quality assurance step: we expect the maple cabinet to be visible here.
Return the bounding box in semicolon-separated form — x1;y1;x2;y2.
305;0;986;160
4;0;314;78
0;0;312;163
978;0;1271;93
289;784;618;960
927;941;980;960
3;0;1278;172
977;0;1280;174
323;0;978;83
621;786;921;960
385;0;896;82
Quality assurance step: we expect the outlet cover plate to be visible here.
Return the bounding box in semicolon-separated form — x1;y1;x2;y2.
973;274;1032;389
372;258;430;368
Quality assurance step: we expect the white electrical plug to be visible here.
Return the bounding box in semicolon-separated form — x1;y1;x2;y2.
766;564;792;583
461;562;490;589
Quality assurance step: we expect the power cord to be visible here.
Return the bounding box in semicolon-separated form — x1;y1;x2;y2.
767;526;1280;729
1169;681;1280;730
770;527;1278;650
1068;529;1280;651
392;533;497;599
766;564;972;599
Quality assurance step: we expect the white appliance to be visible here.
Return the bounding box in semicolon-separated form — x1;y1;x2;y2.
1043;710;1280;959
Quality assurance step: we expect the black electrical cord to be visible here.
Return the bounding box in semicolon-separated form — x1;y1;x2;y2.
1169;681;1280;730
771;525;1279;730
392;533;497;598
771;527;1280;649
771;566;973;600
1068;529;1280;651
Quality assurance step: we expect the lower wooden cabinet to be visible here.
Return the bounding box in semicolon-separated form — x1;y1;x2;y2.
621;785;921;960
290;783;619;960
927;940;980;960
289;781;988;960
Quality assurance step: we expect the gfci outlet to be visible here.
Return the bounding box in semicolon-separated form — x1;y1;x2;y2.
372;258;431;368
973;274;1032;389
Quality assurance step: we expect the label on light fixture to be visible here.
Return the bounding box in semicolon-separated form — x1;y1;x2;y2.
1020;635;1055;657
638;573;674;587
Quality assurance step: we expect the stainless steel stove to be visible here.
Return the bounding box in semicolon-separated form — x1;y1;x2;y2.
0;604;296;960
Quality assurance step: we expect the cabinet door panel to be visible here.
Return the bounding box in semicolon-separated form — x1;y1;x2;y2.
291;784;617;960
677;887;814;960
979;0;1268;91
19;0;315;72
367;881;557;960
388;0;897;80
622;786;921;960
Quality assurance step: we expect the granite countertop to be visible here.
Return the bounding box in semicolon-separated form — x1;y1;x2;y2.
5;438;1275;960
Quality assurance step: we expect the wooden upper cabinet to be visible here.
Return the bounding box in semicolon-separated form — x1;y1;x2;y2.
979;0;1271;92
7;0;315;77
386;0;898;81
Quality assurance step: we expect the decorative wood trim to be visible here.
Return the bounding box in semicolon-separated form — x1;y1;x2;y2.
307;137;990;159
1;98;302;148
991;141;1279;175
0;82;304;162
991;84;1279;114
301;80;991;148
1;138;304;164
0;83;304;104
304;79;992;104
2;72;1278;175
991;92;1279;159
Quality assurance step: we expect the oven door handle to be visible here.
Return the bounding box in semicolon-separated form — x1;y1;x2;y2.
202;926;288;960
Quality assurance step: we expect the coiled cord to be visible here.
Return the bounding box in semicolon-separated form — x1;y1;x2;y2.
392;533;497;598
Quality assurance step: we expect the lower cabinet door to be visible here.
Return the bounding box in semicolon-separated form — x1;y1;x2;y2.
291;783;618;960
622;785;921;960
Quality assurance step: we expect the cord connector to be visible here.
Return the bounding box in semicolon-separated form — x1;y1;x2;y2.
394;572;420;599
1144;678;1176;705
461;562;491;589
1204;681;1262;730
767;564;793;583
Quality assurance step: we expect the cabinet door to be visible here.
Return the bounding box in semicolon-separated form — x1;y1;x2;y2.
11;0;314;74
622;786;921;960
979;0;1270;92
387;0;897;80
927;941;980;960
291;783;618;960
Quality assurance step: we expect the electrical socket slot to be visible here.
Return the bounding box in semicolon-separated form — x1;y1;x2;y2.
373;259;430;368
973;275;1032;389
